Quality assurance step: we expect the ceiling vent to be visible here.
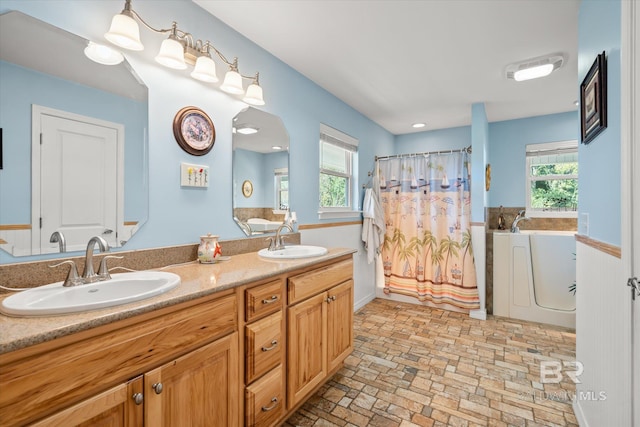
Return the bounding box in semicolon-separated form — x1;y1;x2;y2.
506;54;565;82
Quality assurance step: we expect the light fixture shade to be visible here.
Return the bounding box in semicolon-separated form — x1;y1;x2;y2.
191;56;219;83
84;41;124;65
220;70;244;94
105;13;143;51
155;38;187;70
513;64;554;82
506;54;564;82
243;83;265;105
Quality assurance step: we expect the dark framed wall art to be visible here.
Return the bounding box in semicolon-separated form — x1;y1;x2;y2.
580;51;607;144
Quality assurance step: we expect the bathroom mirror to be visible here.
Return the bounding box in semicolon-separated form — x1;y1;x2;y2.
232;107;289;236
0;11;149;257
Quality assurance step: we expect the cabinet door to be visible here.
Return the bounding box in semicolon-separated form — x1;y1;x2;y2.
145;332;240;427
287;292;327;409
327;280;354;372
31;376;143;427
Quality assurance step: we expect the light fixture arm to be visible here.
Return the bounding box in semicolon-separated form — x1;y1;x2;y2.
107;0;265;104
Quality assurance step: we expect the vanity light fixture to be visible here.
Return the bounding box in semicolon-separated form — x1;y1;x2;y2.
506;53;565;82
101;0;265;105
84;41;124;65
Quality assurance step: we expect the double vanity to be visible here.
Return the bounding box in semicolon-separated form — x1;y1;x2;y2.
0;247;355;426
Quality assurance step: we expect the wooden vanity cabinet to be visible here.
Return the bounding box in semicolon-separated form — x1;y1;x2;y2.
0;253;354;427
286;259;354;410
0;292;240;427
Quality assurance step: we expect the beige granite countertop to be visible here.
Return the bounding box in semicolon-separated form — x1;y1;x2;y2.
0;247;355;355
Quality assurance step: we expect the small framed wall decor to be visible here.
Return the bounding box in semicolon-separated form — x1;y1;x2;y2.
580;51;607;144
242;180;253;198
173;106;216;155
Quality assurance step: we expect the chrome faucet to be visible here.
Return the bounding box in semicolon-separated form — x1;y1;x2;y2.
82;236;110;282
511;210;531;233
269;223;293;251
49;231;66;253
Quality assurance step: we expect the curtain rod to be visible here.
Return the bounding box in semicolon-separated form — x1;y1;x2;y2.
375;145;471;161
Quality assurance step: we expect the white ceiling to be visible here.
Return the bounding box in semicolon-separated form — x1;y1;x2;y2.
194;0;579;135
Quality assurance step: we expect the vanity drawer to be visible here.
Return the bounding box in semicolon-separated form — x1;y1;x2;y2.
245;365;284;427
245;311;283;384
245;279;284;322
288;259;353;304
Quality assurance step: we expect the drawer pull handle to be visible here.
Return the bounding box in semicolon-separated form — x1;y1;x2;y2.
261;397;279;412
261;340;278;351
262;296;279;304
132;393;143;405
152;383;163;394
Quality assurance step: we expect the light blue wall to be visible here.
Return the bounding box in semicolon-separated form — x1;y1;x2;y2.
394;126;471;155
471;103;489;222
577;0;621;246
487;112;579;208
0;0;394;263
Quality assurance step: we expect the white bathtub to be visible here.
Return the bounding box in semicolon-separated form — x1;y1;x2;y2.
493;230;576;328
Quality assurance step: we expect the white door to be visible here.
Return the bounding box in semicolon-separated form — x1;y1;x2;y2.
37;110;119;253
622;1;639;424
630;2;640;424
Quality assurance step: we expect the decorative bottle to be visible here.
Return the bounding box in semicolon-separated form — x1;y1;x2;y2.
198;233;222;263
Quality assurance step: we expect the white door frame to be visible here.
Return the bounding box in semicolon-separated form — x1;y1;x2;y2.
31;105;125;254
621;0;639;424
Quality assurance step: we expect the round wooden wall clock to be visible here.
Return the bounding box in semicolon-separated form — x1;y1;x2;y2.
173;106;216;156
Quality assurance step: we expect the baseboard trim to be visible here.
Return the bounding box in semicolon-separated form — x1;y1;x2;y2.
572;400;588;427
469;309;487;321
354;293;375;311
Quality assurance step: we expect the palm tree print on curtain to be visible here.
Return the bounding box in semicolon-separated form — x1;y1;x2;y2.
378;152;480;310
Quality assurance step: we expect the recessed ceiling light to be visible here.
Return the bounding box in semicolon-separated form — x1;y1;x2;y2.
272;145;282;150
574;100;579;107
236;125;259;135
412;123;426;129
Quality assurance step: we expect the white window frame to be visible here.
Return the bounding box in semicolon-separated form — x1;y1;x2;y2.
525;140;578;218
274;167;288;212
318;123;360;219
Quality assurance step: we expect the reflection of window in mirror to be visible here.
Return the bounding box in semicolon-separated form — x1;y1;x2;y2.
318;124;359;219
275;168;289;210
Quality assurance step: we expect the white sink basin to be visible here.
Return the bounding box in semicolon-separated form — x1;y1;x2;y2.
0;271;180;317
258;245;328;259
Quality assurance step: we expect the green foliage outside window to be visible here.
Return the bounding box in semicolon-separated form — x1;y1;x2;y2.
320;173;348;207
530;163;578;211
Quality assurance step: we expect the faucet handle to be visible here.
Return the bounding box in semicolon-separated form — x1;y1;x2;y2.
265;237;277;251
97;255;124;281
50;260;82;287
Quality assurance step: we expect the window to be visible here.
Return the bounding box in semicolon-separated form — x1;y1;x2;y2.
274;168;289;210
525;140;578;217
319;124;358;218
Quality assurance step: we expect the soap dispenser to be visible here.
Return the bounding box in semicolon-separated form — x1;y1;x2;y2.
497;206;506;230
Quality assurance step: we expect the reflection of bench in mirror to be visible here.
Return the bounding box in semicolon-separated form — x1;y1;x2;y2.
247;218;283;233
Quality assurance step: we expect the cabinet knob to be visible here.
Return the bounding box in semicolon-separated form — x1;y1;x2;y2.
261;340;278;352
152;382;163;394
331;295;337;301
132;393;144;405
261;397;279;412
262;295;279;304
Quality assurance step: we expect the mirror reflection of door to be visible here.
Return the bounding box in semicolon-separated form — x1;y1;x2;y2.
35;106;122;254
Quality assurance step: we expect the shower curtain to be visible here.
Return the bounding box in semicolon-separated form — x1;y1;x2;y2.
377;152;480;310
